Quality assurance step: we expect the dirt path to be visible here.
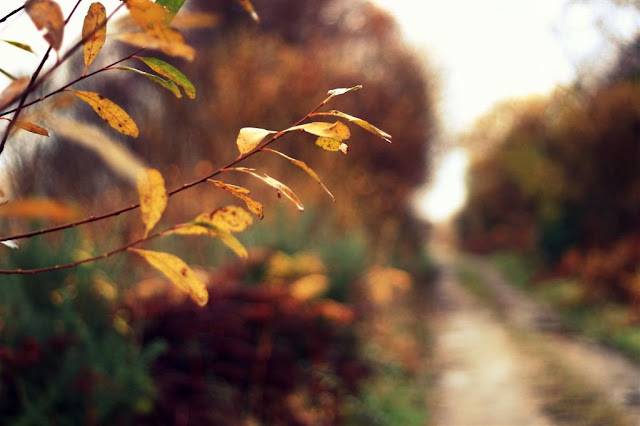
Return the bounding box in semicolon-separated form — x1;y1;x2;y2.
431;257;552;425
429;248;640;425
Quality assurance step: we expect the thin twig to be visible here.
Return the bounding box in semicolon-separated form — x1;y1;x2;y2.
0;1;125;154
0;230;165;275
0;48;144;117
0;5;24;25
0;94;334;274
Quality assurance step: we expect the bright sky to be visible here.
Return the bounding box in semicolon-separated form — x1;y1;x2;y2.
373;0;640;222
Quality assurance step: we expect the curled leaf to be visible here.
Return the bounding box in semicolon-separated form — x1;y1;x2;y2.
327;85;362;98
82;2;107;72
25;0;64;51
208;180;264;219
339;143;349;154
116;66;182;98
138;57;195;98
171;222;248;258
235;0;260;22
323;110;392;143
130;248;208;306
69;90;139;137
137;168;168;237
234;167;304;211
0;77;30;110
264;148;334;201
236;127;276;155
287;121;350;141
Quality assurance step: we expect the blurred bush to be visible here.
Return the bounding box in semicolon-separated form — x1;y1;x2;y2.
458;38;640;306
0;230;164;425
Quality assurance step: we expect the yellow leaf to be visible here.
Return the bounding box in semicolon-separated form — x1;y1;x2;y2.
170;223;248;258
325;110;392;143
112;29;195;61
25;0;64;51
234;167;304;211
236;127;276;155
290;274;328;301
137;168;167;237
69;90;139;137
0;198;79;221
315;137;342;152
264;148;334;201
208;180;264;219
235;0;260;22
0;77;29;110
82;2;107;73
125;0;168;31
287;121;350;141
197;206;253;233
130;248;208;306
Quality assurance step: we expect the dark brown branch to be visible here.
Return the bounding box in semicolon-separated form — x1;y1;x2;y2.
0;93;335;275
0;1;125;153
0;230;165;275
0;5;24;24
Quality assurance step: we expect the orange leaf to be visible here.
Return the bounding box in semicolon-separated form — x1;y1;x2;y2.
0;77;29;110
170;222;248;258
0;198;79;221
130;248;208;306
13;119;49;136
136;168;167;237
25;0;64;51
112;29;195;61
82;2;107;72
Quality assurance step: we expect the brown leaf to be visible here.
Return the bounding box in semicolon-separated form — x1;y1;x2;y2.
0;77;29;110
69;90;139;137
25;0;64;51
137;168;168;237
82;2;107;72
208;180;264;219
130;248;208;306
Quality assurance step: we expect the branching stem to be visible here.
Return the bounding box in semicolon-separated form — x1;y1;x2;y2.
0;94;334;274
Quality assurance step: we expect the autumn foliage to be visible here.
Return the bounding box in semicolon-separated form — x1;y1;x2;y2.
458;41;640;305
